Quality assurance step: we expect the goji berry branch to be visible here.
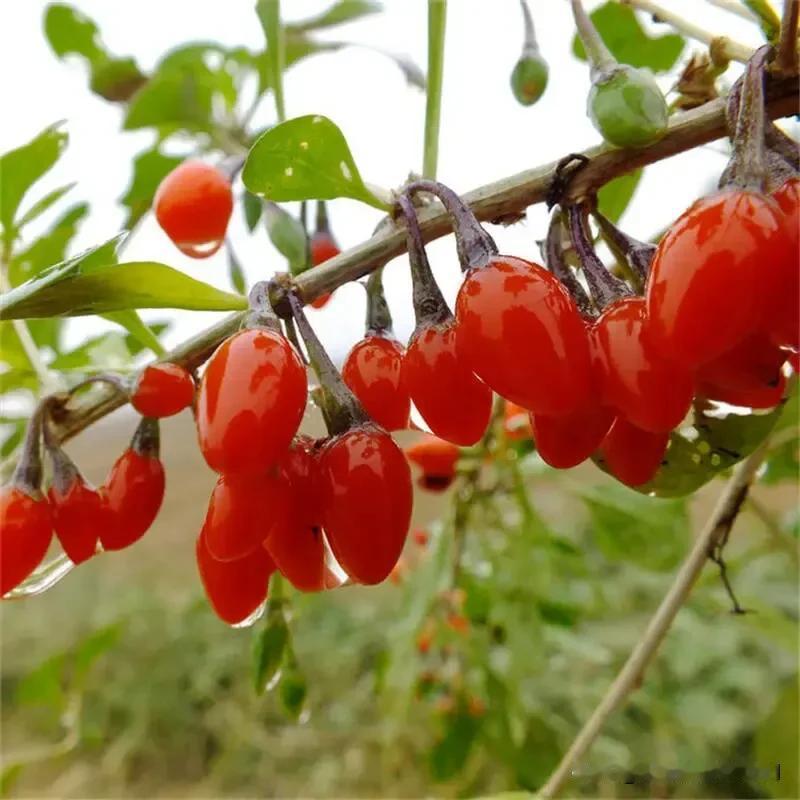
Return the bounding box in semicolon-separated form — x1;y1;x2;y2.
45;75;797;446
536;438;772;799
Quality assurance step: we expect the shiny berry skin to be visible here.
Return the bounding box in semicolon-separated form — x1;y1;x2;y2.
309;233;340;309
196;527;275;625
592;297;693;433
599;417;669;487
455;255;593;416
318;425;412;585
48;477;110;564
154;160;233;258
766;177;799;349
264;437;327;593
202;468;290;562
402;320;492;446
130;363;195;418
404;434;460;492
530;404;613;469
196;328;308;474
646;190;793;367
342;335;410;431
101;448;165;551
0;487;52;596
698;331;788;392
699;371;786;409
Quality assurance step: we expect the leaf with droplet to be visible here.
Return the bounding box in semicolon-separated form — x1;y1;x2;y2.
243;115;391;210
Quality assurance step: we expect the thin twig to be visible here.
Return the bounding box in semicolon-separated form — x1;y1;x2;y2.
537;439;771;798
706;0;759;22
30;78;799;447
620;0;754;62
776;0;800;74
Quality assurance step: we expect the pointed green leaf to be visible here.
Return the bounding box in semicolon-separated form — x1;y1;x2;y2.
16;183;75;229
278;652;308;720
596;169;642;224
243;191;264;231
252;617;289;695
243;115;391;209
572;2;685;73
287;0;382;32
226;244;247;295
264;202;308;272
255;0;287;122
102;311;168;357
43;3;105;62
123;68;214;132
89;56;147;102
1;123;68;237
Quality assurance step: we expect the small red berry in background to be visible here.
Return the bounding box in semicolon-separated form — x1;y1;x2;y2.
130;362;195;418
196;327;308;474
309;201;340;309
646;189;794;367
413;528;430;547
404;434;460;492
592;297;693;433
154;160;233;258
318;424;413;585
699;371;787;410
446;613;470;635
0;487;52;596
402;320;492;446
342;336;410;431
196;527;276;625
599;417;669;487
264;437;327;593
101;417;165;551
503;401;532;442
530;404;613;470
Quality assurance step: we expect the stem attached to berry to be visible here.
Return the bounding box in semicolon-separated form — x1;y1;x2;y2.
246;281;283;334
10;400;50;496
570;0;616;78
544;208;595;319
131;416;160;459
775;0;799;75
404;179;497;272
315;200;331;236
365;267;394;336
591;207;656;291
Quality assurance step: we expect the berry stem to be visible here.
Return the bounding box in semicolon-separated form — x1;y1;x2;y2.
10;400;49;496
404;179;497;272
544;208;595;319
591;207;655;291
364;267;394;336
131;416;160;459
423;0;447;179
396;193;452;328
42;410;82;495
570;0;616;77
519;0;540;55
288;293;368;436
246;281;283;334
315;200;331;236
776;0;800;74
566;203;632;309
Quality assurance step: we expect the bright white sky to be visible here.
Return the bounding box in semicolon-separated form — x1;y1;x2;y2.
0;0;772;362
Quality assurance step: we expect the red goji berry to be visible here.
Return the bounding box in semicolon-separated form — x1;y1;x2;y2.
404;434;460;492
130;362;195;418
599;417;669;487
0;487;52;596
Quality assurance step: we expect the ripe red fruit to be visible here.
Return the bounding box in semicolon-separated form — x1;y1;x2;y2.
196;327;308;474
48;473;109;565
766;177;799;349
455;255;593;416
599;417;669;487
101;419;165;551
699;371;786;409
342;335;410;431
0;487;52;596
646;189;794;367
309;232;340;309
530;404;613;469
203;468;290;562
404;434;461;491
413;528;430;547
402;319;492;446
264;437;327;593
698;331;788;392
592;297;693;433
154;160;233;258
318;424;412;585
130;362;195;418
196;528;276;625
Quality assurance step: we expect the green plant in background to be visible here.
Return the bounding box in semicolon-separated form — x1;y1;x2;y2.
1;0;799;798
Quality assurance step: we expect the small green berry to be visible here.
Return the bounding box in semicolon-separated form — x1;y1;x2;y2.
511;51;549;106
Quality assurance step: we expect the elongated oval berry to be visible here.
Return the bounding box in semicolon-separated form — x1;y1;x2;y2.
592;297;693;433
646;190;793;367
196;528;276;625
0;487;52;596
404;434;461;492
599;417;669;487
342;335;410;431
318;425;412;585
698;331;788;393
265;437;327;593
766;177;799;349
456;255;593;416
699;371;786;409
48;473;109;564
402;320;492;446
154;160;233;258
203;468;290;562
130;362;195;418
101;419;165;551
531;404;613;469
196;328;308;474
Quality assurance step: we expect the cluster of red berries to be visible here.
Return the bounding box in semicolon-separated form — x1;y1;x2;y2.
0;362;195;596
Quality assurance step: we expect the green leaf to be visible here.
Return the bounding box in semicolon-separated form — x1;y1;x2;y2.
16;183;75;229
287;0;382;32
124;68;214;132
89;56;147;102
754;678;798;799
1;763;24;797
73;624;122;682
226;245;247;295
15;654;65;708
596;169;642;224
263;202;308;272
243;191;263;232
243;115;390;209
0;123;68;238
256;0;287;123
121;147;183;229
278;653;308;720
43;3;104;62
102;310;168;357
252;617;289;695
577;483;689;571
572;2;685;73
429;710;481;782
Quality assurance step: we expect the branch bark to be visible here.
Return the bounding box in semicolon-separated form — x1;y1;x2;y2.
49;76;797;445
536;439;772;799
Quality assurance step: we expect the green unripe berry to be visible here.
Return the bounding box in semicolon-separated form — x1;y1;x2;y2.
511;50;549;106
588;65;668;148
